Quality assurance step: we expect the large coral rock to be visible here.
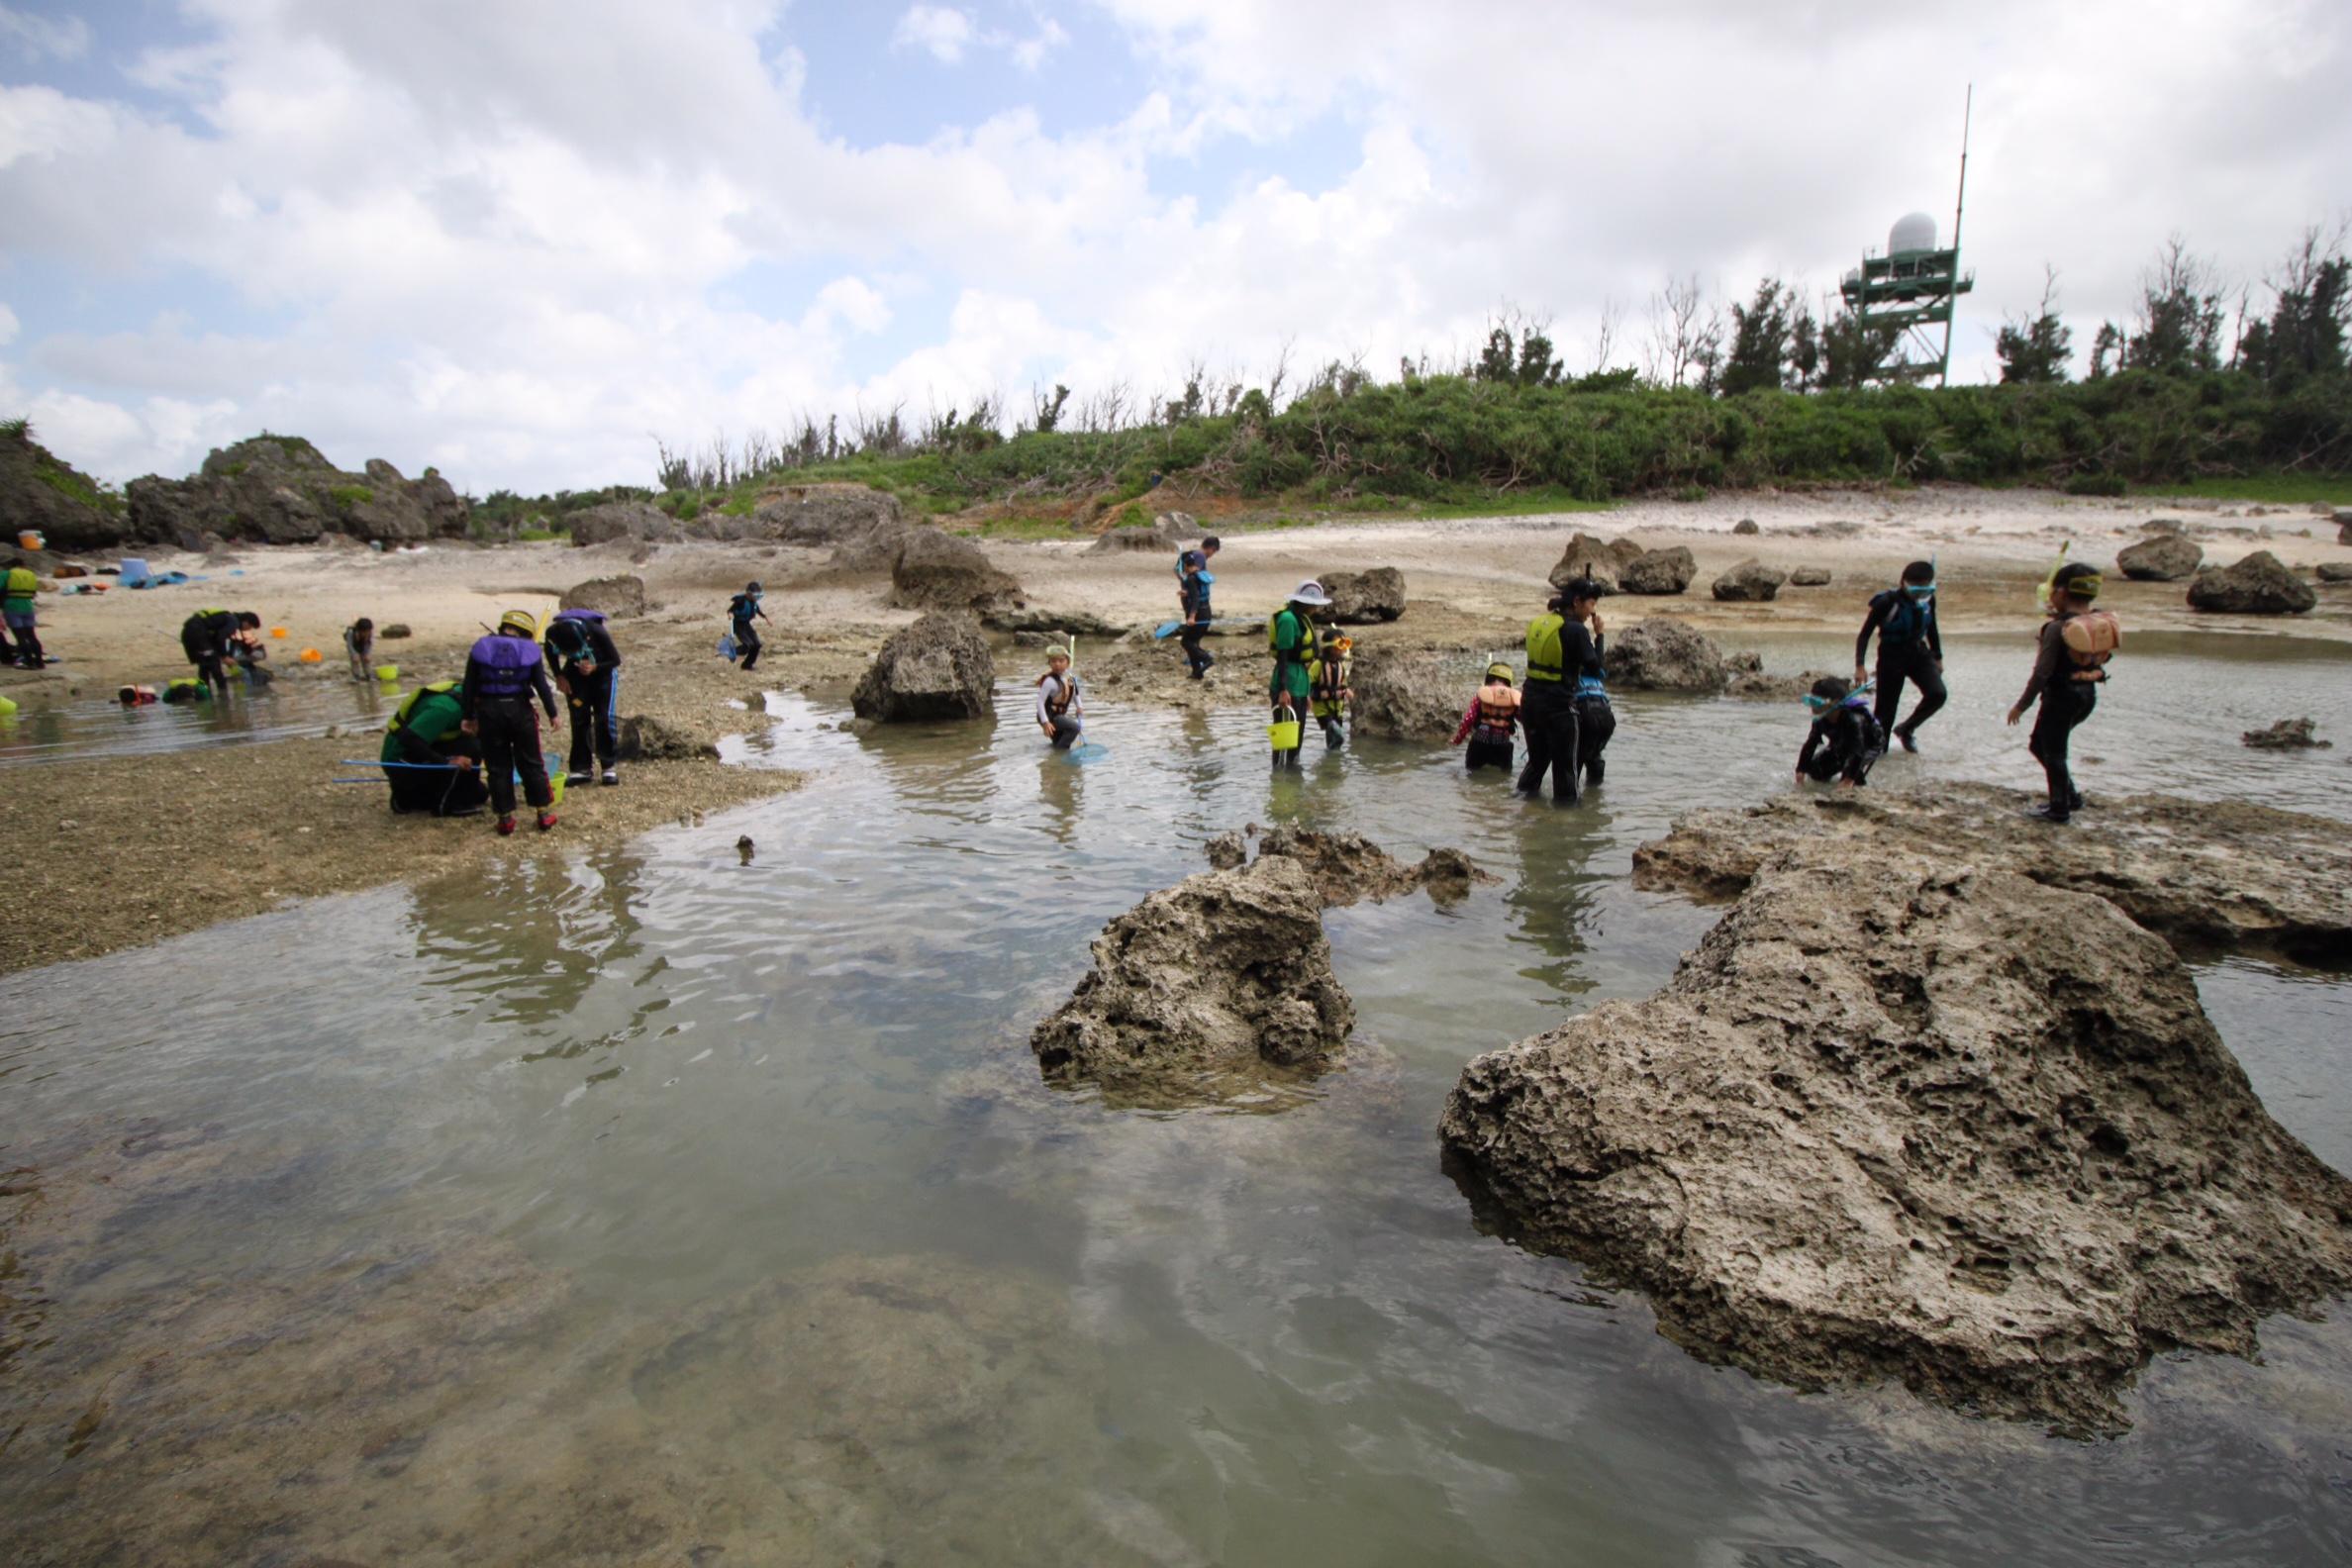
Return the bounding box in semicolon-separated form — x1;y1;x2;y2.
1238;826;1492;908
1606;617;1736;692
1547;533;1640;590
1029;855;1354;1096
1349;648;1470;740
748;483;905;544
1318;566;1407;624
1618;545;1697;595
2117;534;2203;581
850;610;996;722
125;436;468;546
886;527;1026;615
1631;783;2352;965
2187;550;2316;614
0;424;120;549
1086;516;1189;553
2241;718;2331;750
2317;561;2352;583
1441;850;2352;1434
559;574;647;618
1787;564;1832;587
566;499;676;546
1710;557;1787;602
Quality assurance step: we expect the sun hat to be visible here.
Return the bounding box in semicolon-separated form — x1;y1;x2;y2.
1289;580;1332;607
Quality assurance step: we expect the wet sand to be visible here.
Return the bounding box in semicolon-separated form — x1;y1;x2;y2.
0;482;2345;975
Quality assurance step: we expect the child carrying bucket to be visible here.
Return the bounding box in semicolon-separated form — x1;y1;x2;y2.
1267;581;1331;771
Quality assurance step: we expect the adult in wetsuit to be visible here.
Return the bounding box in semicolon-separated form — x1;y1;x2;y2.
1855;560;1945;751
1796;676;1886;787
381;682;489;817
1176;536;1220;679
2006;561;2107;824
461;610;560;833
1268;581;1329;770
1519;580;1604;804
545;608;624;786
181;609;259;696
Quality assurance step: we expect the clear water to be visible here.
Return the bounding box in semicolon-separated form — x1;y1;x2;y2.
2;632;2349;1565
0;669;395;766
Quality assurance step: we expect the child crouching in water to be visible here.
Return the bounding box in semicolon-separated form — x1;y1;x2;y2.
1796;675;1885;789
345;617;375;681
1452;661;1520;772
1034;644;1083;750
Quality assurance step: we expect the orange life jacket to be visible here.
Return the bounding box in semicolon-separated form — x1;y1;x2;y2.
1474;684;1520;741
2061;609;2120;677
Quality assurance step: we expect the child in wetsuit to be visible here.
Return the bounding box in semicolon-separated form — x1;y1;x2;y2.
1797;675;1886;788
1451;661;1521;773
1034;646;1084;749
344;618;375;681
728;582;769;671
461;608;560;835
2007;561;2111;824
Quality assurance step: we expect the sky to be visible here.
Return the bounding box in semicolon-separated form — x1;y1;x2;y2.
1;0;2346;495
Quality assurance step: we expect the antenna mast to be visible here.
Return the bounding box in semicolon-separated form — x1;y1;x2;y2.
1939;84;1973;389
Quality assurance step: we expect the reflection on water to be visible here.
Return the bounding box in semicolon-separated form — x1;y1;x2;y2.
2;631;2350;1565
0;671;397;766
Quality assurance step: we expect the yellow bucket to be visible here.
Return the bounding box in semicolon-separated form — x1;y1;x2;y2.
548;771;567;806
0;695;17;718
1267;719;1302;751
374;664;399;682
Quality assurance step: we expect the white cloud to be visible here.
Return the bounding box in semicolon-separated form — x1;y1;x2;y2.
1011;18;1070;71
892;5;976;63
0;5;89;62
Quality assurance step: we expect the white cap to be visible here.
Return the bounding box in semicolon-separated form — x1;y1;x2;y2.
1290;580;1333;606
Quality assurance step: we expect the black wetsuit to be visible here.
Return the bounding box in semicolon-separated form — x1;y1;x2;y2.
461;634;558;818
1858;588;1946;741
181;610;241;695
1177;552;1215;678
1799;701;1886;785
1519;616;1601;803
2017;615;2100;819
729;594;766;671
545;612;623;776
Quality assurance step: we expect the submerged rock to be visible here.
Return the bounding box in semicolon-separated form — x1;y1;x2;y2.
1710;557;1787;602
1441;850;2352;1434
1607;618;1735;692
1618;545;1697;595
2241;718;2332;750
2117;534;2203;581
1348;648;1469;740
886;527;1026;615
1029;855;1354;1095
851;610;996;722
1724;667;1837;702
1239;826;1494;908
1318;566;1407;624
1630;783;2352;965
2186;550;2316;614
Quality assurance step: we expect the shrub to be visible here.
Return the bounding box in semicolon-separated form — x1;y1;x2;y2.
328;484;374;510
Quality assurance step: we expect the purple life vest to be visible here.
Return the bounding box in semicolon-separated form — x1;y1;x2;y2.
468;633;543;700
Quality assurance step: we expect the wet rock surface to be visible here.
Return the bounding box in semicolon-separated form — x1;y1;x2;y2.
1029;854;1354;1099
2117;534;2204;581
1440;852;2352;1434
2186;549;2317;614
1618;545;1696;595
1630;783;2352;965
1724;667;1837;702
126;436;469;546
2241;718;2332;749
1348;647;1472;740
1710;557;1787;602
886;526;1027;615
1226;825;1495;908
558;573;647;617
1606;617;1739;692
616;713;713;760
1318;566;1407;624
851;610;997;722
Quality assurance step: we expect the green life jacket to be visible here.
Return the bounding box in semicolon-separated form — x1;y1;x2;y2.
387;680;461;735
3;566;38;601
1525;613;1566;681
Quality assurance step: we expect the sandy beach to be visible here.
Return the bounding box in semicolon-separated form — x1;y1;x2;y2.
2;482;2345;975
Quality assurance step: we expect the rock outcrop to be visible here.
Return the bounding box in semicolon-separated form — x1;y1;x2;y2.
749;483;906;545
1318;566;1407;624
1724;668;1837;702
125;436;469;546
1085;516;1189;553
885;528;1026;615
0;423;119;549
1630;783;2352;965
566;500;675;546
1349;648;1471;740
559;574;647;618
2186;550;2316;614
1710;557;1787;602
1618;546;1696;595
850;611;996;722
1233;826;1493;908
2317;561;2352;583
1548;533;1641;591
2241;718;2331;750
1440;848;2352;1434
616;714;712;760
1606;618;1742;693
2117;535;2203;581
1029;855;1354;1097
1787;565;1832;587
1731;518;1760;536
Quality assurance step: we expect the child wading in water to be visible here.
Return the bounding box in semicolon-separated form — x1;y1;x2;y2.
1451;661;1521;772
344;617;375;681
1034;643;1084;749
2007;560;2115;824
1796;675;1886;789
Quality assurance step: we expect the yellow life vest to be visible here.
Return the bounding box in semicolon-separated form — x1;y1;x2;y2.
387;680;461;734
1525;614;1566;681
3;566;38;598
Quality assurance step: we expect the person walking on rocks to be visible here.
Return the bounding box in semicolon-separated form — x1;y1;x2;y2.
1268;581;1329;770
2007;561;2112;825
1519;581;1604;804
545;607;624;787
461;609;560;835
1176;536;1220;679
728;582;769;672
1855;560;1945;751
3;556;46;669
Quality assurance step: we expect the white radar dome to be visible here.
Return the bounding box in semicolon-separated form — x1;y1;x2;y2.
1889;212;1937;253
